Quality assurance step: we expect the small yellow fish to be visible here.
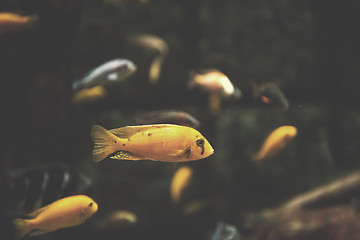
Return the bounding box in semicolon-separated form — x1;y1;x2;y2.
170;166;193;203
71;85;107;104
0;13;38;34
253;125;297;165
91;124;214;163
13;195;98;240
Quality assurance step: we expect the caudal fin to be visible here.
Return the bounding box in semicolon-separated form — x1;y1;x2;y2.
13;218;31;240
91;125;118;162
26;14;39;29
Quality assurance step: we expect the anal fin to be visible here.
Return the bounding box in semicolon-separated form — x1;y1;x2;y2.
29;229;51;237
110;150;145;161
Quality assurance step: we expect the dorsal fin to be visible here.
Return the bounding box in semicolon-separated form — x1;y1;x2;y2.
27;204;50;218
109;124;175;139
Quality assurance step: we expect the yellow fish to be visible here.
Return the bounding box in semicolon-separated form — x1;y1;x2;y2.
0;13;38;34
91;124;214;163
71;85;107;104
13;195;98;240
128;34;169;84
170;166;193;203
253;125;297;165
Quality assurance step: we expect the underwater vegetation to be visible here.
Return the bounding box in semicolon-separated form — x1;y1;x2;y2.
1;0;360;239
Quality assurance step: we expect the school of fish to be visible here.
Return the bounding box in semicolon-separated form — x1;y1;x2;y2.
0;3;302;240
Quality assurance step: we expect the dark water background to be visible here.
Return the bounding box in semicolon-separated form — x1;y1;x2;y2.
1;0;360;239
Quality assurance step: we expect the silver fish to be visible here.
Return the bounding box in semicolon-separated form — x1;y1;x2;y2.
72;58;137;91
210;222;241;240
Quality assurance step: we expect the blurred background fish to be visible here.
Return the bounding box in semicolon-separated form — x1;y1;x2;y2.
252;82;289;110
188;69;237;97
253;125;297;166
0;164;93;215
135;110;200;129
0;12;38;35
170;166;193;204
188;69;241;114
72;58;137;92
128;34;169;84
71;85;107;104
96;210;138;230
209;222;241;240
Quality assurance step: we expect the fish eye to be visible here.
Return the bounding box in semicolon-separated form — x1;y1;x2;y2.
89;202;93;207
196;139;205;147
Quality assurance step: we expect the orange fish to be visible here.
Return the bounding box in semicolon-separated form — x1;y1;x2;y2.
91;124;214;162
170;166;193;203
71;85;107;104
13;195;98;239
0;13;38;34
253;125;297;165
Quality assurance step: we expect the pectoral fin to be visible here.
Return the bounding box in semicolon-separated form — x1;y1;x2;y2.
29;229;51;237
27;205;50;218
110;150;145;161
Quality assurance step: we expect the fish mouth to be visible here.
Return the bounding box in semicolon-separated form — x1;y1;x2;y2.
130;65;137;73
209;148;215;156
91;201;99;214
